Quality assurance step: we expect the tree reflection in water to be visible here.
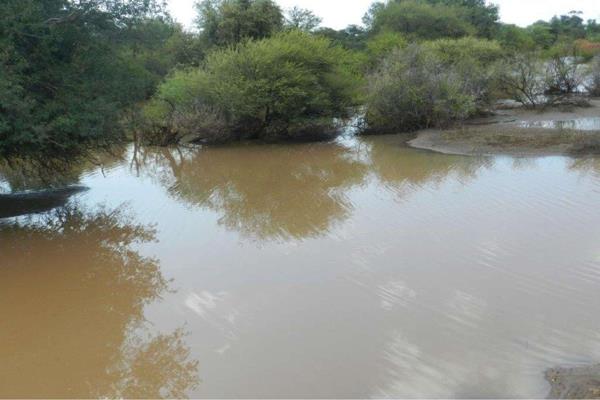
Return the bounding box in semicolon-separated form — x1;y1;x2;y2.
568;156;600;177
0;146;129;193
365;135;492;192
133;143;369;241
0;205;199;398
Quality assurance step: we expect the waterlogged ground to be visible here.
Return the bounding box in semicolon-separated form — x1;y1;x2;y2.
1;135;600;398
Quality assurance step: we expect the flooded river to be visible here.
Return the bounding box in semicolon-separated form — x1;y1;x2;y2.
1;135;600;398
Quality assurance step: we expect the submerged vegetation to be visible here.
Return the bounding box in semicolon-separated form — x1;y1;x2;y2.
142;31;361;144
363;38;503;133
2;0;600;161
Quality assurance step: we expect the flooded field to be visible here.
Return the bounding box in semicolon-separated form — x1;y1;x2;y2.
1;135;600;398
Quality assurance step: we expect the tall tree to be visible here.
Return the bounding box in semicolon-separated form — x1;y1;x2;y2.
366;0;499;39
0;0;172;159
285;7;322;32
194;0;284;47
368;0;477;40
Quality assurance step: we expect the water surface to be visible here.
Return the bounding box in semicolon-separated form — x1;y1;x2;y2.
518;117;600;131
1;135;600;398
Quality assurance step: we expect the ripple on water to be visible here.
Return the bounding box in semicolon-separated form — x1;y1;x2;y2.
2;138;600;398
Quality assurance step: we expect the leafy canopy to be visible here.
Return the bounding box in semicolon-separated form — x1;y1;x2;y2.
144;30;361;143
0;0;187;159
194;0;284;47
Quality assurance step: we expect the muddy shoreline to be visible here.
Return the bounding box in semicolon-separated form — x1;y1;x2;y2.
408;100;600;157
546;365;600;399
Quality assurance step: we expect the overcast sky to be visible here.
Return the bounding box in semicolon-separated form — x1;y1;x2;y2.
168;0;600;30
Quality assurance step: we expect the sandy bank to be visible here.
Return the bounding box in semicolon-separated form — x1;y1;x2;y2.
408;100;600;157
546;365;600;399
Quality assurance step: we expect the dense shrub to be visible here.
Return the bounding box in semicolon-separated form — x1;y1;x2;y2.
369;0;476;40
195;0;284;47
365;32;407;66
545;56;585;95
143;31;361;144
496;54;548;107
575;39;600;59
542;43;587;95
424;37;504;66
362;38;503;134
362;44;481;134
0;0;192;159
496;24;536;51
426;37;504;104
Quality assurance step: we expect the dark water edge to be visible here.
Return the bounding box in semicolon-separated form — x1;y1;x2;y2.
0;186;89;218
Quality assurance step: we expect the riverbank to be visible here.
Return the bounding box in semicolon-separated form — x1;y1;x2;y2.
546;365;600;399
408;100;600;156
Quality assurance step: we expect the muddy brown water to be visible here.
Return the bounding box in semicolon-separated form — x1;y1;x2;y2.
1;135;600;398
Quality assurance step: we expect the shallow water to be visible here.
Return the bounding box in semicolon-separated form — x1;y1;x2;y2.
518;117;600;131
1;135;600;398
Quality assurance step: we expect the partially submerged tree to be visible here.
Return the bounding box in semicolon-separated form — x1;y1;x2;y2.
543;44;586;95
497;54;548;108
363;44;477;134
545;56;585;95
143;31;361;144
362;39;503;134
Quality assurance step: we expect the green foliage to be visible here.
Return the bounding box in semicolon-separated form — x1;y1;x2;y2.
144;31;361;143
369;0;476;40
122;20;206;78
522;14;600;51
496;53;547;107
424;37;503;66
366;31;407;66
0;0;198;159
195;0;283;47
315;25;368;51
544;46;586;95
550;12;586;41
285;7;322;32
362;36;504;134
497;24;536;51
425;0;500;38
527;22;555;50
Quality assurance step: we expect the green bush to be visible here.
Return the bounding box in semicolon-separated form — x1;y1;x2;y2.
496;24;535;51
369;0;476;40
0;0;187;159
423;37;504;66
143;31;361;144
425;37;504;104
362;40;502;134
195;0;284;47
496;53;548;107
365;31;407;67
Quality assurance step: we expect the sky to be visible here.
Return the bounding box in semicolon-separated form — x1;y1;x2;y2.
168;0;600;31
